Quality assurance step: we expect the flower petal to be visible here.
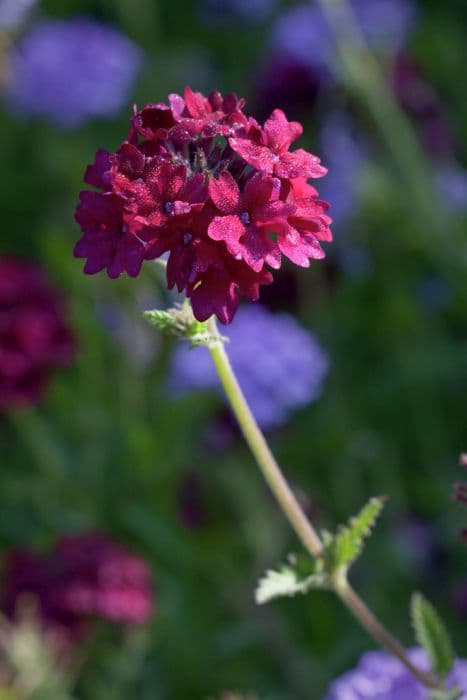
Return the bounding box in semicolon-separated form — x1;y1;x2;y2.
228;138;274;173
189;269;239;324
208;171;241;213
275;150;328;179
208;215;245;254
263;109;303;153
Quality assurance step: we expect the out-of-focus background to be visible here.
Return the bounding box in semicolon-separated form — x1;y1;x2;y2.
0;0;466;698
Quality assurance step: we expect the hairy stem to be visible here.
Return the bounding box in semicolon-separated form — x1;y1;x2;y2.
207;317;442;692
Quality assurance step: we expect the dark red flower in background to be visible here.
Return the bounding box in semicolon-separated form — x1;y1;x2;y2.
455;454;467;544
2;531;154;640
74;87;332;323
0;258;75;409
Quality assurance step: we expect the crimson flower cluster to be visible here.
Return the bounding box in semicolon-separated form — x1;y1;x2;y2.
74;87;332;323
2;531;154;640
0;258;75;408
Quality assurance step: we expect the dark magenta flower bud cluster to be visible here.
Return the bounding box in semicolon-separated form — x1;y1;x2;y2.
2;531;155;640
74;87;332;323
0;258;75;409
456;453;467;544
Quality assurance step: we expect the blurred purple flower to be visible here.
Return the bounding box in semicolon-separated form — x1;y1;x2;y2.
273;0;416;77
169;305;329;429
318;112;366;228
177;471;207;529
253;53;321;122
452;579;467;619
2;531;155;640
392;514;439;572
392;54;453;157
199;0;277;24
0;0;36;31
436;163;467;212
325;648;467;699
416;275;452;312
6;17;142;129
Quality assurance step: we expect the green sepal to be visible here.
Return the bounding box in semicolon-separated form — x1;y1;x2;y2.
411;592;455;681
143;301;227;348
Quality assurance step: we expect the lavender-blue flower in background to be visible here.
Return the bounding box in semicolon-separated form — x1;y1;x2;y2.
169;305;329;430
325;649;467;700
0;0;37;31
272;0;416;81
436;162;467;212
318;112;366;228
5;17;142;129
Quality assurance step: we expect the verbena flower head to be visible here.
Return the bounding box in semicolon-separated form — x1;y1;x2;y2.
325;649;467;700
2;531;154;639
169;304;329;427
74;87;332;324
0;258;75;409
6;18;142;129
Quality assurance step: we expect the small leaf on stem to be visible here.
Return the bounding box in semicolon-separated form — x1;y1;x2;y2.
411;592;454;681
255;558;330;605
325;496;386;572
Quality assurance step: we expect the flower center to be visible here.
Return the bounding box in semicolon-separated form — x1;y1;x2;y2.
164;201;175;215
240;211;250;225
182;232;193;246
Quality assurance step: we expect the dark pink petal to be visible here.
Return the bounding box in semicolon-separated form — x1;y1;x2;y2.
228;137;274;173
275;150;328;179
238;226;282;272
168;92;186;119
179;173;207;206
208;215;245;254
84;150;112;189
132;103;176;140
254;199;294;224
278;225;325;266
288;177;319;199
231;261;273;301
208;171;241;213
145;160;186;203
119;179;154;215
243;173;281;210
263;109;303;153
189;269;239;324
75;191;122;232
167;238;218;291
107;236;146;279
115;143;145;179
184;87;212;119
222;92;245;113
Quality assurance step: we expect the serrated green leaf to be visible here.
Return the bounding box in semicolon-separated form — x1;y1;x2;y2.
255;561;330;605
411;593;454;680
326;497;386;571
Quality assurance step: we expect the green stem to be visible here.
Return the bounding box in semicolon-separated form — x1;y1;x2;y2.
207;317;442;692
